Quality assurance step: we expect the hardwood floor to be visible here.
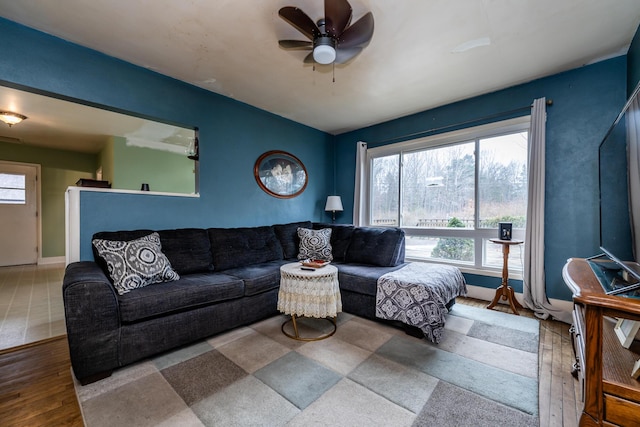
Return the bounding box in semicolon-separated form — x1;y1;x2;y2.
0;297;580;427
0;336;83;426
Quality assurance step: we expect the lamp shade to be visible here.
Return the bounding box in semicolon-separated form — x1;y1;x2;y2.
325;196;343;212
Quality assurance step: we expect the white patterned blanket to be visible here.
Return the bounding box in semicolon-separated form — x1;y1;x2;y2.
375;263;467;343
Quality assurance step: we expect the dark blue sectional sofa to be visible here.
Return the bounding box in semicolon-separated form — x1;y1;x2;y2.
62;221;414;384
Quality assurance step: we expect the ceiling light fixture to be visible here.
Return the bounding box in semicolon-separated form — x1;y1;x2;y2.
313;37;336;64
0;111;27;127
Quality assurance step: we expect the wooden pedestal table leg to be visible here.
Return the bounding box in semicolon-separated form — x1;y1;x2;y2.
486;239;524;315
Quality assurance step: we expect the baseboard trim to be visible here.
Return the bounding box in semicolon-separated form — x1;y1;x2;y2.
38;256;65;265
464;284;573;314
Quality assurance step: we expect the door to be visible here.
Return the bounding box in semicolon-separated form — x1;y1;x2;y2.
0;162;38;266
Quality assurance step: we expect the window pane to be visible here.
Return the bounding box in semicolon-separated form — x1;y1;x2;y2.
0;173;26;204
484;239;524;271
406;235;474;264
478;132;528;228
371;155;399;226
403;142;475;228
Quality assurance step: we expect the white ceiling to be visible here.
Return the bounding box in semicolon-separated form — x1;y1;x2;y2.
0;0;639;145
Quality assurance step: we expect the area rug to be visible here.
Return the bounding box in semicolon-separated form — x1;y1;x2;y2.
74;304;539;427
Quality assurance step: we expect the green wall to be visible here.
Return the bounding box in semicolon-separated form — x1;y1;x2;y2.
110;137;195;193
0;142;96;258
98;138;114;186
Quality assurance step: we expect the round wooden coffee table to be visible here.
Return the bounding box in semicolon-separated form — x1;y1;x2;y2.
277;262;341;341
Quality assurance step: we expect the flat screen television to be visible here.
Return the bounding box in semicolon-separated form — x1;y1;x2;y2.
591;80;640;298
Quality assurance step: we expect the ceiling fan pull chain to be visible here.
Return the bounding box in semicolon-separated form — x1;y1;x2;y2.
333;62;335;83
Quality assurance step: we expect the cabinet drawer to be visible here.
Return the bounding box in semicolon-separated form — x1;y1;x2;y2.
604;394;640;426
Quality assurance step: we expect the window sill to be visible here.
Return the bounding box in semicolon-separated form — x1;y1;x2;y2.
405;257;523;280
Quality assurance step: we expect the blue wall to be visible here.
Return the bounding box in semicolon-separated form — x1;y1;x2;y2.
335;57;628;301
0;18;334;260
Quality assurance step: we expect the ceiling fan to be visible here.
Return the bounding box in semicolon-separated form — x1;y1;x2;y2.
278;0;374;66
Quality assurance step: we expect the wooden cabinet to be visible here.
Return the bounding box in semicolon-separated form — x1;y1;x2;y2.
563;258;640;426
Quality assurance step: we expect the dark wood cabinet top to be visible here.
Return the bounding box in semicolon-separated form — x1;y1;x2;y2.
564;258;640;321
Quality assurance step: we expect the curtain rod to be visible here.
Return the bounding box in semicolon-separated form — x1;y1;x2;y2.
371;99;553;146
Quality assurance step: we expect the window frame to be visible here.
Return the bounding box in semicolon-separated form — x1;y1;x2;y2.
365;116;530;276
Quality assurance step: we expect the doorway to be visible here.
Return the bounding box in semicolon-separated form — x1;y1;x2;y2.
0;161;39;266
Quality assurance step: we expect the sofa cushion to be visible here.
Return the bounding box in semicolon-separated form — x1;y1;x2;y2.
345;227;405;267
336;263;407;296
92;232;180;295
222;261;282;296
208;226;284;271
273;221;313;259
118;272;244;323
297;227;333;261
313;223;354;262
92;228;213;276
156;229;213;275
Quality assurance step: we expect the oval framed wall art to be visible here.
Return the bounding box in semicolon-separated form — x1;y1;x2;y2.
254;150;308;198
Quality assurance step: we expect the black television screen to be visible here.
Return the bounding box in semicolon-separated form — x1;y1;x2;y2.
598;81;640;263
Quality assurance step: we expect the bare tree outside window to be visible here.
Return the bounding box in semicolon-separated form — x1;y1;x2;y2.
478;132;528;228
371;154;399;226
402;142;475;228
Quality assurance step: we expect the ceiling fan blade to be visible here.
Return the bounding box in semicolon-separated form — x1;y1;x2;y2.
335;47;362;63
324;0;352;38
338;12;374;48
279;40;313;50
303;52;315;64
279;6;320;40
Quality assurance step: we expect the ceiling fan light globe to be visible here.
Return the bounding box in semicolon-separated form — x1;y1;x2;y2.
313;45;336;64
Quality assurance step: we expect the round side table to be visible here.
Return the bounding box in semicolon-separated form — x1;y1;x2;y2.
277;262;341;341
487;238;524;315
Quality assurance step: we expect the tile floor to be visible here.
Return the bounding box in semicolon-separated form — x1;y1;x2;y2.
0;263;66;350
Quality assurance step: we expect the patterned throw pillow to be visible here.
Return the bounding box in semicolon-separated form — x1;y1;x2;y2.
92;232;180;295
297;227;333;261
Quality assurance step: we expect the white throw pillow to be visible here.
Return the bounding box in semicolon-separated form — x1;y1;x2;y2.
92;232;180;295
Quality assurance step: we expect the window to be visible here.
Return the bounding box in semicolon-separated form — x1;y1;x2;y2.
0;173;26;204
367;117;529;273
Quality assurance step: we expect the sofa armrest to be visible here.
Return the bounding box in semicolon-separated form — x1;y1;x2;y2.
63;261;121;383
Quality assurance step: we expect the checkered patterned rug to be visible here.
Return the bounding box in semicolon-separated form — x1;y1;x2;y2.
75;304;539;426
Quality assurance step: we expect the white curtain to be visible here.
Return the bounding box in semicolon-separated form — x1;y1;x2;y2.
523;98;570;323
353;141;368;226
627;96;640;260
